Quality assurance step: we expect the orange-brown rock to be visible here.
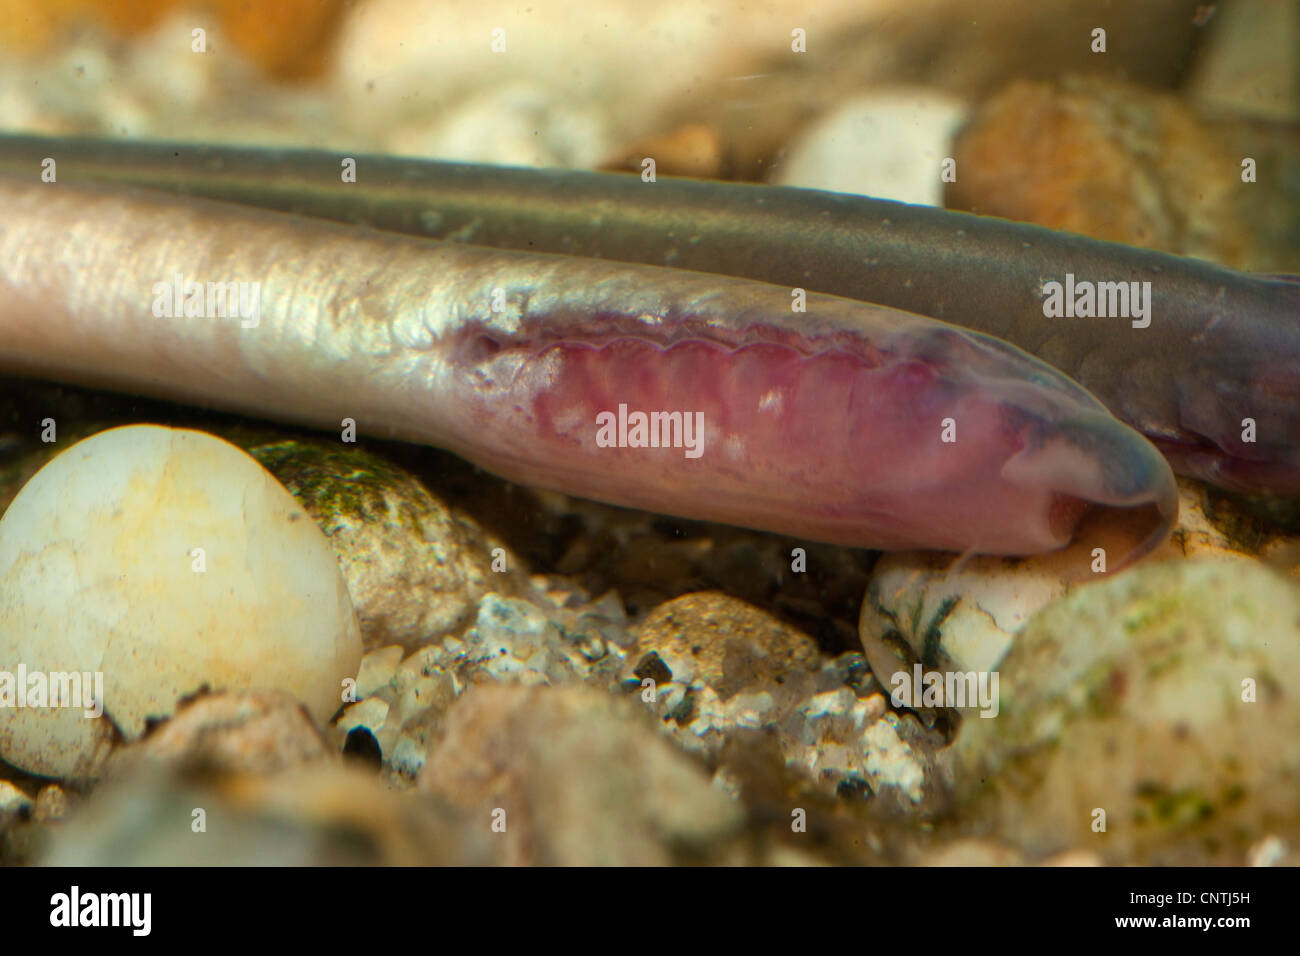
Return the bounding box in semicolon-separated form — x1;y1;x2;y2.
947;77;1299;272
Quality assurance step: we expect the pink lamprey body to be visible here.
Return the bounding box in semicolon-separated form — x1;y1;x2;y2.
0;177;1178;558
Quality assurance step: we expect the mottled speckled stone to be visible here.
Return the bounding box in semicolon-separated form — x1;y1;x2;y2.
42;762;493;866
248;438;524;652
953;558;1300;864
630;591;823;699
108;691;332;777
419;683;744;865
33;784;66;822
618;581;941;808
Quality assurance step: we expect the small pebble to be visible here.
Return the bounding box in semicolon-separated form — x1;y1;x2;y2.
33;784;66;823
630;591;823;698
353;645;405;699
108;691;332;777
0;781;31;816
774;88;967;206
419;683;743;865
337;697;390;741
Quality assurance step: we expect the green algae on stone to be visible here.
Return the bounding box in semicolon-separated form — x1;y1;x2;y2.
243;437;525;652
951;558;1300;864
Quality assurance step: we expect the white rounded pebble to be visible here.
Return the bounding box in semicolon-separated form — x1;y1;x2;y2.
0;426;362;779
773;89;968;206
354;645;405;699
860;549;1070;688
0;780;31;815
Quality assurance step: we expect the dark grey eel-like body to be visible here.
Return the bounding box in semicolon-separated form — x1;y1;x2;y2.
1;133;1297;493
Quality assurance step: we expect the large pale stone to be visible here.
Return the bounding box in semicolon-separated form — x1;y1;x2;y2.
0;426;362;779
952;558;1300;864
